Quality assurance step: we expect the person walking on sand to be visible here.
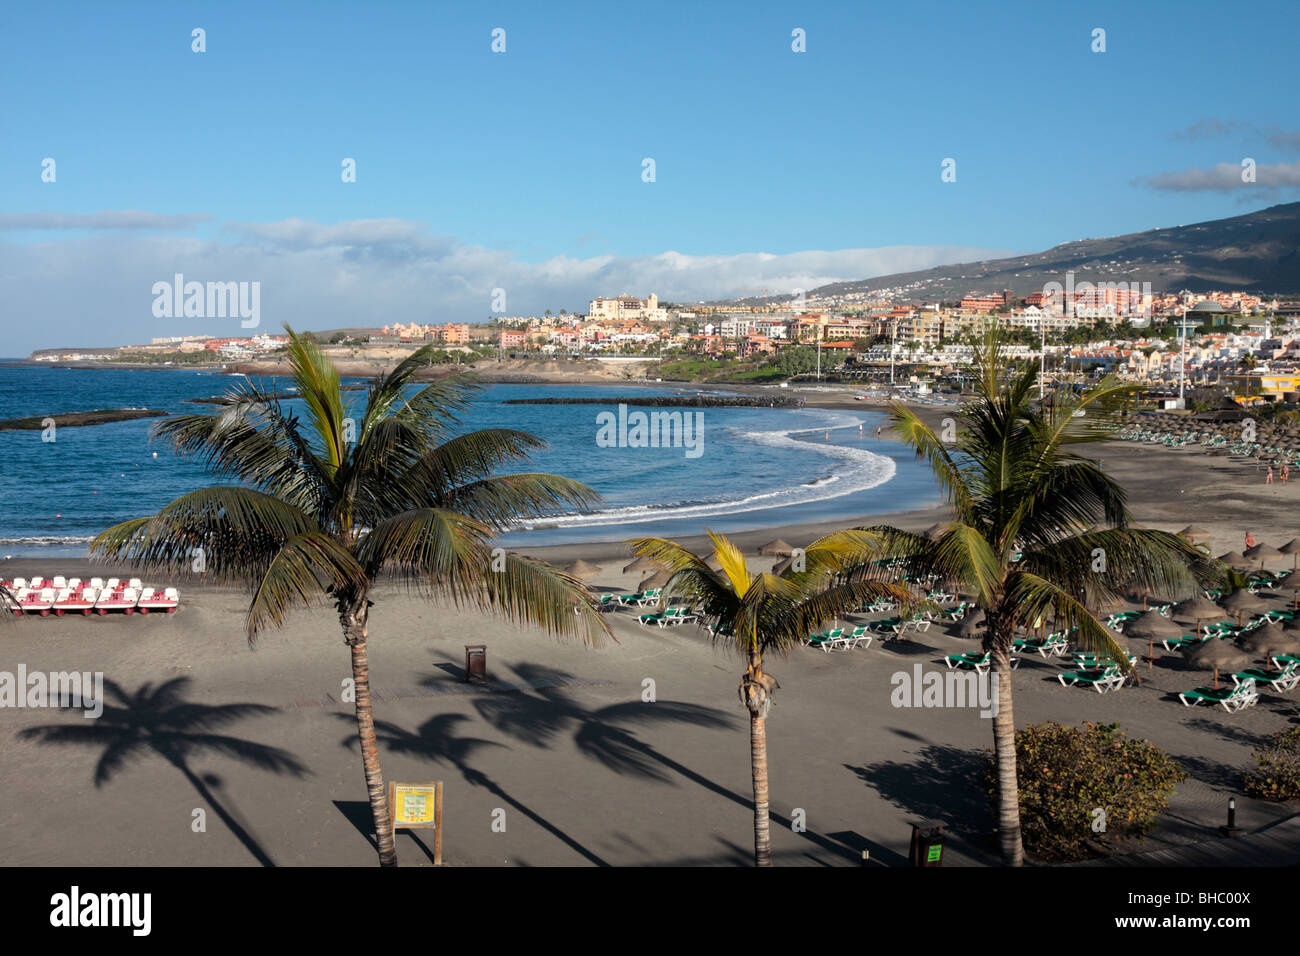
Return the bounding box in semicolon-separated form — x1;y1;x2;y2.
1283;464;1291;485
1266;465;1275;485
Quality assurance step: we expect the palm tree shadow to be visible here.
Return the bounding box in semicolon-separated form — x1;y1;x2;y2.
847;742;995;855
18;676;308;867
473;662;862;863
472;662;734;784
335;711;611;865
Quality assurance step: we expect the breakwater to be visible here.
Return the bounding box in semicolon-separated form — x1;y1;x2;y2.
0;409;169;430
503;394;804;408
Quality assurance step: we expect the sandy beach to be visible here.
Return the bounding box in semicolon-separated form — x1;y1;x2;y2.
3;419;1299;867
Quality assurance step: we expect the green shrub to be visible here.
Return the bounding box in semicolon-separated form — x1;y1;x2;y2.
986;721;1187;861
1244;728;1300;801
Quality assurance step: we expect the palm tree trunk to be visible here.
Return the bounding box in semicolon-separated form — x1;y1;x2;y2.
989;632;1024;866
344;606;397;867
745;651;773;867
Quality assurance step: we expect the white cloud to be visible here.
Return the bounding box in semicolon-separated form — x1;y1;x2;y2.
1142;160;1300;192
0;211;211;231
0;215;1010;354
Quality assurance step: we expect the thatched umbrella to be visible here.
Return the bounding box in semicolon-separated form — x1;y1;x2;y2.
1178;524;1211;543
1278;569;1300;610
639;569;673;592
622;554;660;575
758;538;794;557
958;610;987;640
1174;593;1224;638
564;559;601;580
1245;542;1283;570
1217;551;1251;571
1240;623;1300;660
1220;588;1264;625
921;522;947;541
1124;609;1184;668
1279;538;1300;571
1184;641;1250;688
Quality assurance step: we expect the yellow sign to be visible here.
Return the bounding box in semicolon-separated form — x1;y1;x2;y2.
387;781;443;864
390;782;440;827
395;786;436;826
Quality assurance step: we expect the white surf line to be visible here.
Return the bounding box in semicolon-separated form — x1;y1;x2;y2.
517;409;896;529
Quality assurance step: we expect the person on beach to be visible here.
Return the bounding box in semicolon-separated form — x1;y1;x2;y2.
1284;464;1291;485
1246;531;1257;550
1266;465;1275;485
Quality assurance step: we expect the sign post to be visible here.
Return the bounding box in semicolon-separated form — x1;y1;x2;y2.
388;781;443;865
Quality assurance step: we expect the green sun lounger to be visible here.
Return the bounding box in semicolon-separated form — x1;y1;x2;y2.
1233;663;1299;693
1179;678;1259;712
944;651;989;671
807;627;845;651
1058;665;1125;693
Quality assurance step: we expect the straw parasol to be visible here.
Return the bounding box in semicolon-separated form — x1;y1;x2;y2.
622;555;660;575
1184;641;1250;688
1278;538;1300;570
1173;593;1223;636
1239;623;1300;660
1124;609;1184;668
564;559;601;579
1217;551;1251;570
921;522;947;541
1244;542;1283;569
639;569;674;592
1178;524;1211;543
758;538;795;557
1173;593;1220;619
1277;569;1300;609
1220;588;1264;625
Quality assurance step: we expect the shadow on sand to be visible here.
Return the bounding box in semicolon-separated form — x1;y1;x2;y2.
847;741;995;861
466;661;866;864
19;676;308;866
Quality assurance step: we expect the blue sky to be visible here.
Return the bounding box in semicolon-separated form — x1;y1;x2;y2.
2;0;1298;351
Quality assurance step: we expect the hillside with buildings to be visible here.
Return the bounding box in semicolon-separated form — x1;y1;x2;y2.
727;202;1300;307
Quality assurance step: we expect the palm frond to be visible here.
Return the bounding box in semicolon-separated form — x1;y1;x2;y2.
90;487;323;585
246;532;368;640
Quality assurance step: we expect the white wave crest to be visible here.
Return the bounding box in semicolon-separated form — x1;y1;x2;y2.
517;410;895;530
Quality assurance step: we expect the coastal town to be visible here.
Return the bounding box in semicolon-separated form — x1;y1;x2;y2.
31;286;1300;407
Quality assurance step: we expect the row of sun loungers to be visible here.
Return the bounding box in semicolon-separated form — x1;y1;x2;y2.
637;606;698;628
1;576;179;616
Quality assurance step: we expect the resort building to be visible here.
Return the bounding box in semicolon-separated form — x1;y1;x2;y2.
587;293;668;323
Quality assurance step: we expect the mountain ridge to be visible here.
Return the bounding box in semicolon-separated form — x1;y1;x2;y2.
724;202;1300;305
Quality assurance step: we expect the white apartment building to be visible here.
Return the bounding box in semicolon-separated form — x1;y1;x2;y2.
587;293;669;323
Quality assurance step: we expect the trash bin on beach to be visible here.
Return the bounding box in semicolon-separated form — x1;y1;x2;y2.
465;644;487;682
909;821;945;867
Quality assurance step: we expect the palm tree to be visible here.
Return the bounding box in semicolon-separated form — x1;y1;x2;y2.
20;677;306;865
626;531;910;866
810;336;1219;865
91;328;611;866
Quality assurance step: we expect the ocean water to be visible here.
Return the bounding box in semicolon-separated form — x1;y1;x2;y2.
0;363;941;557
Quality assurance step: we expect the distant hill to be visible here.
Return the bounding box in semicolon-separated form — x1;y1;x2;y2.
726;202;1300;306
